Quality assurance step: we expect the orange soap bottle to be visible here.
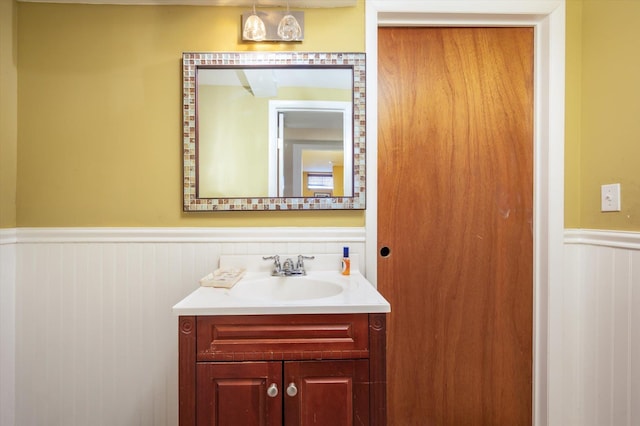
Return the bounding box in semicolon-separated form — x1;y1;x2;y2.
341;247;350;276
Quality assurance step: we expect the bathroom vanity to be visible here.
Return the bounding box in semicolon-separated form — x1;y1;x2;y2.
173;255;390;426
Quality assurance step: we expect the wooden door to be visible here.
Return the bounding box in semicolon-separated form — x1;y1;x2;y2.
377;27;534;425
284;360;369;426
196;361;282;426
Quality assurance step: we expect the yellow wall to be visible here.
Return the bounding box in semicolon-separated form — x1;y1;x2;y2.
0;0;17;228
564;0;582;228
14;1;640;230
16;2;364;227
334;165;344;197
569;0;640;231
198;85;269;197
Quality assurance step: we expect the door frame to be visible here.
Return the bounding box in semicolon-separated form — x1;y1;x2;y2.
364;2;566;425
267;100;353;197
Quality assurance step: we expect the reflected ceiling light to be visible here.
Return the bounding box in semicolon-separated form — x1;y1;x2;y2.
242;4;266;41
277;2;302;41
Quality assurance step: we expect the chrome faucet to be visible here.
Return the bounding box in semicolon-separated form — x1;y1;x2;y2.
262;255;282;276
263;254;315;276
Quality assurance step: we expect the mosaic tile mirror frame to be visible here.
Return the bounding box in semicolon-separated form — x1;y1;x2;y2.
182;52;366;211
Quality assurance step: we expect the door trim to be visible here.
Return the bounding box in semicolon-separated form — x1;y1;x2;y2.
364;2;566;426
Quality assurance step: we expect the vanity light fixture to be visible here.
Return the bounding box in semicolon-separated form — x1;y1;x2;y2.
277;2;302;41
242;3;304;42
242;4;266;41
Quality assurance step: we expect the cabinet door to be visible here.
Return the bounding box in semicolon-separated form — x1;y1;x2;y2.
196;362;282;426
284;360;369;426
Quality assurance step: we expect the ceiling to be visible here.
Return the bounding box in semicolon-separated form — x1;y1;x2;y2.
17;0;356;7
199;69;351;92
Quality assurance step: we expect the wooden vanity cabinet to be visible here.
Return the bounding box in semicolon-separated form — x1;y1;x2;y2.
196;361;282;425
178;313;387;426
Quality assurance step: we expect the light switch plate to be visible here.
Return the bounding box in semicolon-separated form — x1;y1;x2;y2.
601;183;621;212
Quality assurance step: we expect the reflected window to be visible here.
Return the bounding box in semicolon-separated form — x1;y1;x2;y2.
307;173;334;191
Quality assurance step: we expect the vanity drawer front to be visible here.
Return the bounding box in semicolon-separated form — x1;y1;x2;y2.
196;314;369;361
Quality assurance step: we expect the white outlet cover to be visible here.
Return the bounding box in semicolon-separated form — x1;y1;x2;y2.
601;183;621;212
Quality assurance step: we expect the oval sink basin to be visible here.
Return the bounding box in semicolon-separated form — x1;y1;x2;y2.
232;276;344;301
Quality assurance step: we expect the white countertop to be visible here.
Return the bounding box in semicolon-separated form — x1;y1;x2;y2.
172;255;391;316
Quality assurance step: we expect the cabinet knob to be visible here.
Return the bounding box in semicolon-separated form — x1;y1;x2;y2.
267;383;279;398
286;382;298;397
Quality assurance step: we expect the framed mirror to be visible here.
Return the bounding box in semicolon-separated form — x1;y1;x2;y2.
182;52;366;211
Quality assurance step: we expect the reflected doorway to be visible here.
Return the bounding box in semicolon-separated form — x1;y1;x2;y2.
268;101;352;197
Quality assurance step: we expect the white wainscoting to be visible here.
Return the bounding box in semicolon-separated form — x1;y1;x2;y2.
5;227;640;426
12;227;365;426
564;229;640;426
0;229;17;426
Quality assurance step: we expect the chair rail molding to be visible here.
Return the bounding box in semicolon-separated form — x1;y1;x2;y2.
565;228;640;250
15;226;365;244
0;228;17;245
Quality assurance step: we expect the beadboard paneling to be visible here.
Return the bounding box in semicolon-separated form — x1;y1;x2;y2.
10;227;640;426
564;230;640;426
0;230;16;426
14;228;365;426
558;237;584;426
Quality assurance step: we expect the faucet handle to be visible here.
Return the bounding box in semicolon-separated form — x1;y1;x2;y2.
263;254;280;262
297;254;315;269
263;255;281;272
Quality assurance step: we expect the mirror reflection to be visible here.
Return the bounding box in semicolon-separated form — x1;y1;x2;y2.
197;69;352;198
182;52;366;211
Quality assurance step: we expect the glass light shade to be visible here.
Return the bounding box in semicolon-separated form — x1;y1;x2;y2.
277;14;302;41
243;14;266;41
